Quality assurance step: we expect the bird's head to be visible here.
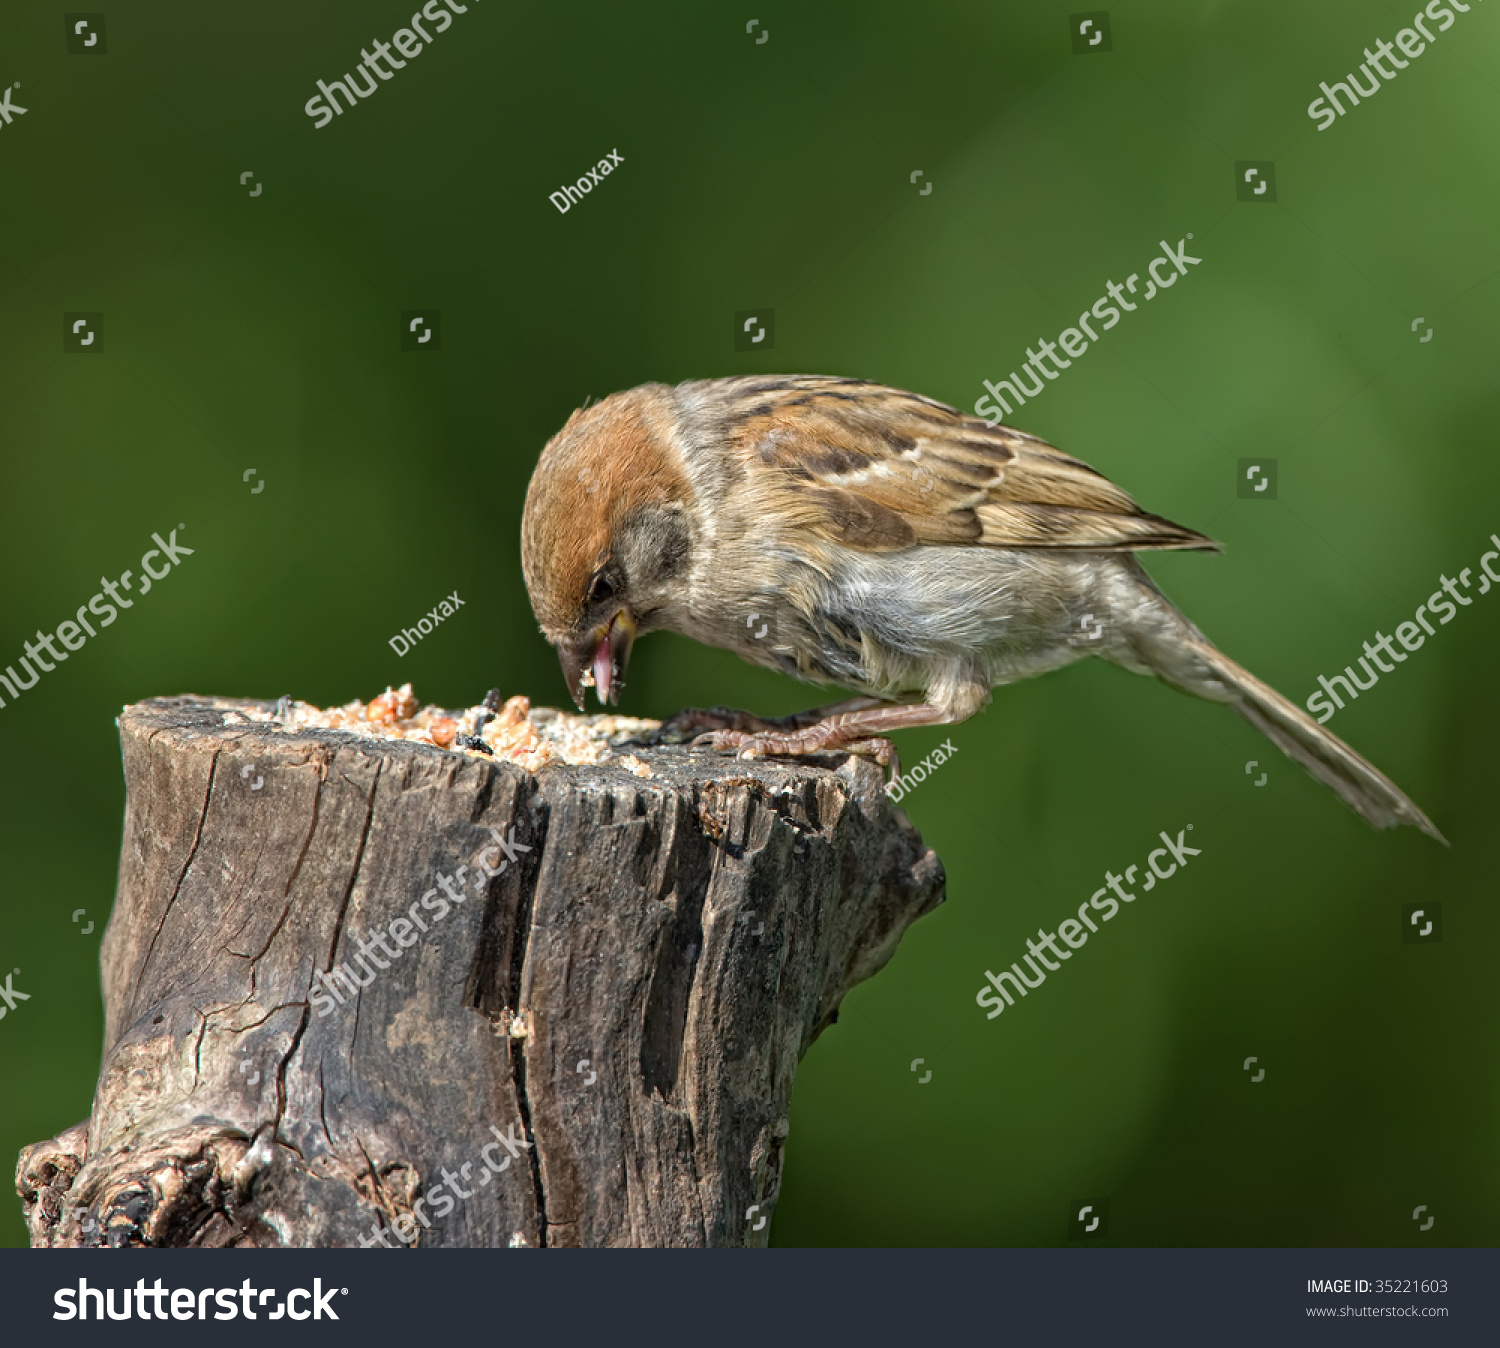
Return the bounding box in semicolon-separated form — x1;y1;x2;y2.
520;386;693;711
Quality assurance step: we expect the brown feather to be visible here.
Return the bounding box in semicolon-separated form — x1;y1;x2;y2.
697;375;1216;555
521;384;691;636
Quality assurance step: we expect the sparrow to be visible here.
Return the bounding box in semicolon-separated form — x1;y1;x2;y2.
520;375;1442;840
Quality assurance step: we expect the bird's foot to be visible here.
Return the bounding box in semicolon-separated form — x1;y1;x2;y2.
661;696;887;740
691;723;900;776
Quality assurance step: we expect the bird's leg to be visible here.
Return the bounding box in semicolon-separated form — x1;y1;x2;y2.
691;701;953;779
661;696;887;737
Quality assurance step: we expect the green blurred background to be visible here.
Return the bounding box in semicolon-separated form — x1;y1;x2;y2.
2;0;1497;1247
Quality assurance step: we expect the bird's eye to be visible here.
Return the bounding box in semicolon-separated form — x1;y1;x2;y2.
587;572;615;605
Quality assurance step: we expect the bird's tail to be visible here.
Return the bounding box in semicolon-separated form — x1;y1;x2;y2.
1112;561;1443;840
1182;638;1442;840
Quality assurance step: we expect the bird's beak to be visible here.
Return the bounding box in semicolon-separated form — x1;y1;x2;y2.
560;609;636;711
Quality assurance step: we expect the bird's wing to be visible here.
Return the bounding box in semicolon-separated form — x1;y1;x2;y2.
712;375;1216;553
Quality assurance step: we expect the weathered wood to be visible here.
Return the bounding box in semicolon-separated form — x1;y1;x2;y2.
16;695;943;1247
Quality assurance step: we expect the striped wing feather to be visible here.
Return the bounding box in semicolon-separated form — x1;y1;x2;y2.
715;376;1215;554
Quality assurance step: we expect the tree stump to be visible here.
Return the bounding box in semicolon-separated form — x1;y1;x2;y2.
15;694;943;1248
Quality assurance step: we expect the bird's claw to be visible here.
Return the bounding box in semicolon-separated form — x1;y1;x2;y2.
690;727;898;773
689;729;764;756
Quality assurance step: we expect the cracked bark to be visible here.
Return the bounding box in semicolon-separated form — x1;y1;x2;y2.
15;695;944;1248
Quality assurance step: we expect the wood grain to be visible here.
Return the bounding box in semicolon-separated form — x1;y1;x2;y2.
16;696;943;1248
